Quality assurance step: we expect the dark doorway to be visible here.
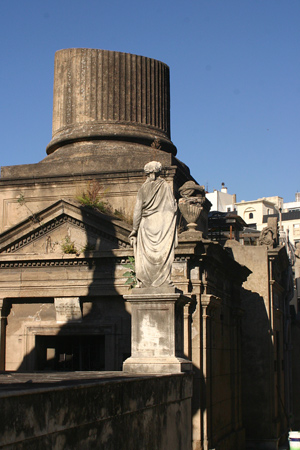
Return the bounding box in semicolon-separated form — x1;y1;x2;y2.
35;334;105;371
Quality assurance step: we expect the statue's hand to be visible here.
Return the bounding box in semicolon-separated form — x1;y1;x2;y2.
129;230;137;248
130;236;137;248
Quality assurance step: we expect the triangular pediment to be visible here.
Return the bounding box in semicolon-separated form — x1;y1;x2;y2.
0;199;131;256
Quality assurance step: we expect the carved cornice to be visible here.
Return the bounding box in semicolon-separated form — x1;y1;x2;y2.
0;256;131;269
1;214;130;254
174;256;189;262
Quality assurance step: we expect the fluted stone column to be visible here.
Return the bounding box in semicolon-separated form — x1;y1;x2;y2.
46;48;176;155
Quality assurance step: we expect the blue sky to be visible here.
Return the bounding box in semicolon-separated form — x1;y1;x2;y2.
0;0;299;202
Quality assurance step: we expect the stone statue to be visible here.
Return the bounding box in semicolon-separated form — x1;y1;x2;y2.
129;161;177;288
258;226;275;248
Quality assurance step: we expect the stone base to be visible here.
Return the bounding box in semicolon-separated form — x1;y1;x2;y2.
123;287;192;374
123;356;192;374
130;285;179;295
179;229;204;240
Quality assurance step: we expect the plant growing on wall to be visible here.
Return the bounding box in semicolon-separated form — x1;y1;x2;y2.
76;180;112;214
82;243;95;252
113;208;133;225
122;256;137;289
61;236;78;254
76;180;134;225
17;193;42;225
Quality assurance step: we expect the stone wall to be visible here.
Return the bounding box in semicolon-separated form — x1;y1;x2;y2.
292;322;300;429
4;296;131;372
0;373;192;450
228;243;290;449
174;238;250;450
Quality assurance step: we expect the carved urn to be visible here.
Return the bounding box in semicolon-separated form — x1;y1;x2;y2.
178;197;205;231
178;181;211;237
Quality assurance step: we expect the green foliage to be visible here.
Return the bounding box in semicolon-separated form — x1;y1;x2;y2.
113;209;124;219
82;243;95;252
113;208;133;225
77;194;110;213
16;193;40;224
76;180;133;224
17;194;26;205
122;256;137;289
76;180;112;214
61;236;78;254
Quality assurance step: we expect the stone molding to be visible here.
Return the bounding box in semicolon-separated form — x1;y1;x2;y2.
0;256;130;269
0;256;187;271
1;215;130;254
200;294;222;316
0;199;131;254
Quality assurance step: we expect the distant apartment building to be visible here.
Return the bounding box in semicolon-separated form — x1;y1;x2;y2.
206;182;236;212
235;197;281;229
236;194;300;247
207;183;300;248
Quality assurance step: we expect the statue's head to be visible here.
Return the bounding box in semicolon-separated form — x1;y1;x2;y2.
144;161;162;175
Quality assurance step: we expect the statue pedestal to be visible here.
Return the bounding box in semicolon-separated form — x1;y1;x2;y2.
123;287;192;374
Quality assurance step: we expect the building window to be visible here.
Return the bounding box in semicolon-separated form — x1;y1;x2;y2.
294;224;300;236
249;213;253;219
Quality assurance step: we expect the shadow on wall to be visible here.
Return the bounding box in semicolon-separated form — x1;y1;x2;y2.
291;318;300;429
239;287;285;441
13;205;132;374
191;363;206;447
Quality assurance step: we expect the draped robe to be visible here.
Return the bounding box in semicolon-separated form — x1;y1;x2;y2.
132;177;177;287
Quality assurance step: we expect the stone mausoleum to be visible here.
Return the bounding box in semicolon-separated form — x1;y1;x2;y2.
0;49;292;450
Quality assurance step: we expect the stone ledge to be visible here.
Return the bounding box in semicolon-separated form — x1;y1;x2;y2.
0;371;192;450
